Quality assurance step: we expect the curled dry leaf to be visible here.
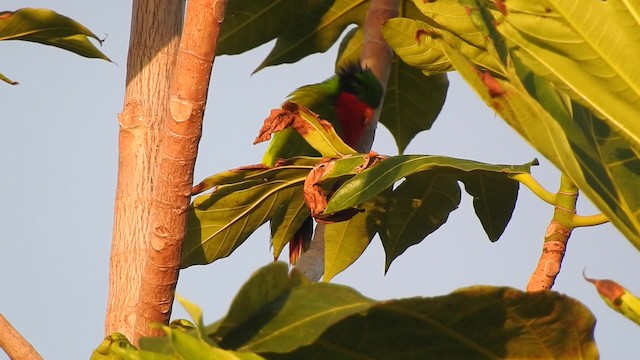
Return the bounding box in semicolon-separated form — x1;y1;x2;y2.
303;159;335;217
254;101;332;145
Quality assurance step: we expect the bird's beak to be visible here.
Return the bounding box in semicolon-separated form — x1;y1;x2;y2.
364;107;375;124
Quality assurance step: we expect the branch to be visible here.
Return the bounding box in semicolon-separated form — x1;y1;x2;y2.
0;314;43;360
526;175;578;292
293;0;399;281
134;0;227;339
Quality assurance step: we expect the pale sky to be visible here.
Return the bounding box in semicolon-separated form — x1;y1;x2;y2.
1;1;639;359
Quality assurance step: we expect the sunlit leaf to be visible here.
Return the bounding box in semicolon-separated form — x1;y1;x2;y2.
325;155;534;214
323;194;386;282
0;8;110;61
382;15;503;75
498;0;640;152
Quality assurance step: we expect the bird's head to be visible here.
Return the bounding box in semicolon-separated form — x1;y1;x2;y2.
337;63;384;109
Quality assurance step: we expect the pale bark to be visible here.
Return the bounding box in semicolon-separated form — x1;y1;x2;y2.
294;0;398;281
106;0;183;340
0;314;43;360
135;0;227;339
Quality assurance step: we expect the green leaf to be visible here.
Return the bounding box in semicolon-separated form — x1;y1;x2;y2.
91;333;136;360
294;105;358;158
459;171;519;242
267;287;598;360
323;194;386;282
269;190;310;260
380;173;460;272
325;155;534;214
0;8;110;61
182;165;312;267
498;0;640;152
514;62;640;244
255;0;368;72
211;262;294;340
164;326;266;360
382;59;449;154
219;283;374;353
175;295;208;338
382;14;503;75
216;0;321;56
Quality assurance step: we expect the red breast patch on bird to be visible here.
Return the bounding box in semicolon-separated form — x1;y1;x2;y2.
335;92;374;147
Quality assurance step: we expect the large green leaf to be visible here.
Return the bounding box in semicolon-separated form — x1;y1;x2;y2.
515;62;640;243
267;286;598;359
0;8;109;61
380;173;461;271
216;0;320;55
325;155;534;214
255;0;368;72
383;10;640;247
498;0;640;152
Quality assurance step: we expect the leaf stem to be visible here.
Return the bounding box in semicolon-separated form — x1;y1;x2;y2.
573;213;609;227
509;173;556;205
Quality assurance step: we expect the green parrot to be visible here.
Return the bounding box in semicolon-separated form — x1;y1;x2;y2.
263;63;384;264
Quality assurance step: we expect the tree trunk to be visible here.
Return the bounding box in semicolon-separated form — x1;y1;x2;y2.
105;0;183;341
134;0;227;339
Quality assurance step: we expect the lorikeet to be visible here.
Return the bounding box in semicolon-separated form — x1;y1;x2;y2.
263;63;384;264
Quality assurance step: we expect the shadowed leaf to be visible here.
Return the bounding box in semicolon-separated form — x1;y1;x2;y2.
380;173;460;271
266;287;598;359
459;171;519;241
216;0;320;56
220;282;374;353
255;0;368;72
